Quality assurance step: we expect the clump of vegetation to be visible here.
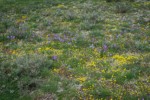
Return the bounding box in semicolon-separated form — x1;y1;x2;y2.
106;0;120;2
0;54;53;100
114;2;132;13
106;0;134;2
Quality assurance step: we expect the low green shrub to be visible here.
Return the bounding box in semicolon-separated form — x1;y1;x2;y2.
0;54;53;99
106;0;134;2
114;2;132;13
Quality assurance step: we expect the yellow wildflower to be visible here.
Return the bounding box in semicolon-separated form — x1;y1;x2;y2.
22;15;27;20
76;76;87;83
112;54;138;66
45;47;50;51
101;69;105;73
12;50;17;54
87;61;96;67
16;15;27;24
53;68;60;73
57;4;66;8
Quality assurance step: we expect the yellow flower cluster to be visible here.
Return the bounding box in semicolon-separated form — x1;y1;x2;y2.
79;94;94;100
57;4;67;8
38;47;62;55
79;84;95;100
126;56;138;61
82;85;94;92
53;68;60;73
101;69;105;73
112;54;138;66
76;77;87;83
87;61;96;67
93;48;100;57
16;15;27;24
12;50;17;55
144;2;150;5
61;21;72;27
11;49;21;55
22;15;27;19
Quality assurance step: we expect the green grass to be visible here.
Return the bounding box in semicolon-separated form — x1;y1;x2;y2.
0;0;150;100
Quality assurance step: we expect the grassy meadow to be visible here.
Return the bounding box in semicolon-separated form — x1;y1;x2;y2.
0;0;150;100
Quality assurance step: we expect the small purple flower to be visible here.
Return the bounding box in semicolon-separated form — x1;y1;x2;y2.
59;38;64;42
68;42;71;45
54;34;59;40
7;36;10;39
7;35;15;40
52;56;57;60
48;34;50;37
32;34;35;38
103;44;108;52
11;36;15;39
63;35;68;41
116;34;119;38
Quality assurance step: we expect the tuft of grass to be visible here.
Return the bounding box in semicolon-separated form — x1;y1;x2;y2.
0;54;53;99
114;2;132;13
